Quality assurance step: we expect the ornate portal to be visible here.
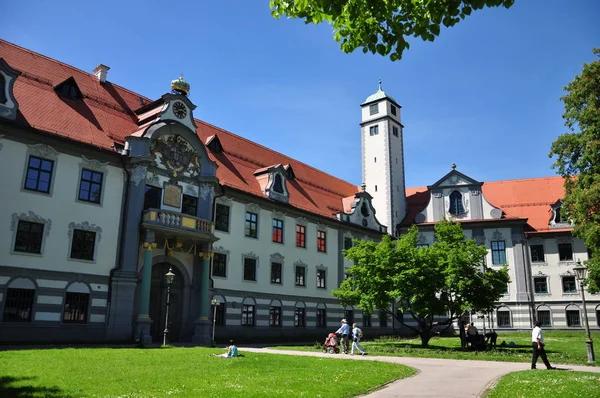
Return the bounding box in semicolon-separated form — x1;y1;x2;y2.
163;184;182;208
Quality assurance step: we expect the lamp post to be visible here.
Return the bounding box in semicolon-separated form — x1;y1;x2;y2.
211;298;220;347
163;266;175;347
573;260;595;363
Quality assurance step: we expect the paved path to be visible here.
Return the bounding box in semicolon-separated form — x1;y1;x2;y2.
240;347;600;397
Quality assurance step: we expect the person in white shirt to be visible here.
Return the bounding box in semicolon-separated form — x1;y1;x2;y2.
351;323;366;356
531;320;555;369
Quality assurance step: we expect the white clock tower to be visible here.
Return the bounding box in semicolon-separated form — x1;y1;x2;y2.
360;80;407;235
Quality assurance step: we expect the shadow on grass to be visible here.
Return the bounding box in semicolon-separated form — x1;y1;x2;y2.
0;376;67;398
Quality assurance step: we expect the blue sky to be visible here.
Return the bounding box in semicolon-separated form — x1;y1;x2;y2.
2;1;599;188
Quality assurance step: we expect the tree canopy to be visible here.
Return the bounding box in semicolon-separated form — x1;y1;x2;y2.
549;48;600;293
333;220;509;346
270;0;515;61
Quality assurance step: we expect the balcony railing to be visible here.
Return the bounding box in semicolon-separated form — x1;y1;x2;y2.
142;209;215;237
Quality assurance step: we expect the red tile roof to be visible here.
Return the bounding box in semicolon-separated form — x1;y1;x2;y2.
0;39;568;231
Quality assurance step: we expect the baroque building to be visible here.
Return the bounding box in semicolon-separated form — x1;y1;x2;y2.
0;39;597;344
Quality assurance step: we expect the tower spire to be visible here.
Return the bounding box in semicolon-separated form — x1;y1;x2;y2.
378;79;382;91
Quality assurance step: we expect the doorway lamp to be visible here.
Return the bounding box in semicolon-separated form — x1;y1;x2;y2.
163;267;175;347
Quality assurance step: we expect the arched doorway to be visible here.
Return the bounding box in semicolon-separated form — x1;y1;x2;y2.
149;263;184;342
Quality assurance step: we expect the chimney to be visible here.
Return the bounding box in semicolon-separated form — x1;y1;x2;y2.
93;64;110;83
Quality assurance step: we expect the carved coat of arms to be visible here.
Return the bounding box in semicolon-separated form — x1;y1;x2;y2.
152;135;200;178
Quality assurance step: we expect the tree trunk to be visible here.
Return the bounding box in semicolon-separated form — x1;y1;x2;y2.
459;319;467;349
419;331;432;347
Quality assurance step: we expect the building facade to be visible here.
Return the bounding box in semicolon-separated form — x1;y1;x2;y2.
0;40;597;344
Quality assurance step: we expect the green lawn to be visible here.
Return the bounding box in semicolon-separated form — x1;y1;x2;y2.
0;347;414;398
274;330;600;365
484;370;600;397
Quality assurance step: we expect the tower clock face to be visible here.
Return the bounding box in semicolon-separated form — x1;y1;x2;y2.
173;101;187;119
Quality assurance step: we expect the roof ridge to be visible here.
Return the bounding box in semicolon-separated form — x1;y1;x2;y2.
483;175;564;184
0;39;153;104
195;119;359;193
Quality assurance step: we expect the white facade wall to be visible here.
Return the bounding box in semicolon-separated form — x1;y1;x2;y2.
0;138;124;277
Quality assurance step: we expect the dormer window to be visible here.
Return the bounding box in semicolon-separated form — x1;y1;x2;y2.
0;58;22;121
449;190;465;216
273;174;284;194
360;202;369;217
369;103;379;115
550;200;571;226
54;77;82;100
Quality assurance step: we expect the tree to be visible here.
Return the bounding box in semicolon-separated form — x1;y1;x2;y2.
549;48;600;293
333;220;509;346
270;0;515;61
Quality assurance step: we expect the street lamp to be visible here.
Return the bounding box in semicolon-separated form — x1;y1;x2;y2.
573;260;595;363
211;298;220;347
163;266;175;347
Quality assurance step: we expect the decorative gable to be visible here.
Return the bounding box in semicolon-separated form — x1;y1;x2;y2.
254;164;289;203
549;199;573;228
0;58;21;120
430;164;481;188
54;77;82;100
336;186;387;233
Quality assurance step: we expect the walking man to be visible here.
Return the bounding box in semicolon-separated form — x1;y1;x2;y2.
351;323;366;356
335;319;351;354
531;320;556;369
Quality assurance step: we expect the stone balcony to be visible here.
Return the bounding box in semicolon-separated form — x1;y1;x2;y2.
141;209;218;243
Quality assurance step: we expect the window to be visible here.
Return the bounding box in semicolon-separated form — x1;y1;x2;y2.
181;194;197;216
375;185;378;192
379;311;388;327
0;73;6;104
390;104;397;116
215;204;230;232
344;237;353;250
242;304;255;326
294;307;306;327
537;310;551;327
144;185;162;210
245;212;258;238
317;230;326;252
317;309;327;328
271;262;282;284
497;310;511;327
449;190;465;216
530;244;545;263
345;309;354;325
566;310;580;327
14;221;44;254
212;253;227;277
215;303;225;325
416;244;429;248
534;277;548;294
272;219;284;243
296;225;306;248
555;206;569;223
597;310;600;327
78;169;103;204
558;243;573;261
243;258;257;281
316;269;326;289
269;306;281;327
3;288;35;322
562;276;577;293
63;292;89;323
295;266;305;287
369;125;379;136
369;103;378;115
392;126;399;137
273;174;284;194
24;156;54;193
363;314;372;327
70;230;96;261
361;202;369;217
491;241;506;265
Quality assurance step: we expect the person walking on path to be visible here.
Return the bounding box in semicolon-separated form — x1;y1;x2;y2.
335;319;351;354
531;320;556;369
351;323;367;356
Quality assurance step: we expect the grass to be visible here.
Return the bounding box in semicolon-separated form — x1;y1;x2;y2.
0;347;415;398
273;330;600;366
484;370;600;397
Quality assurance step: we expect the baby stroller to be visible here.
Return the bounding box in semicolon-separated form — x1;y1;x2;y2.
322;333;341;354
